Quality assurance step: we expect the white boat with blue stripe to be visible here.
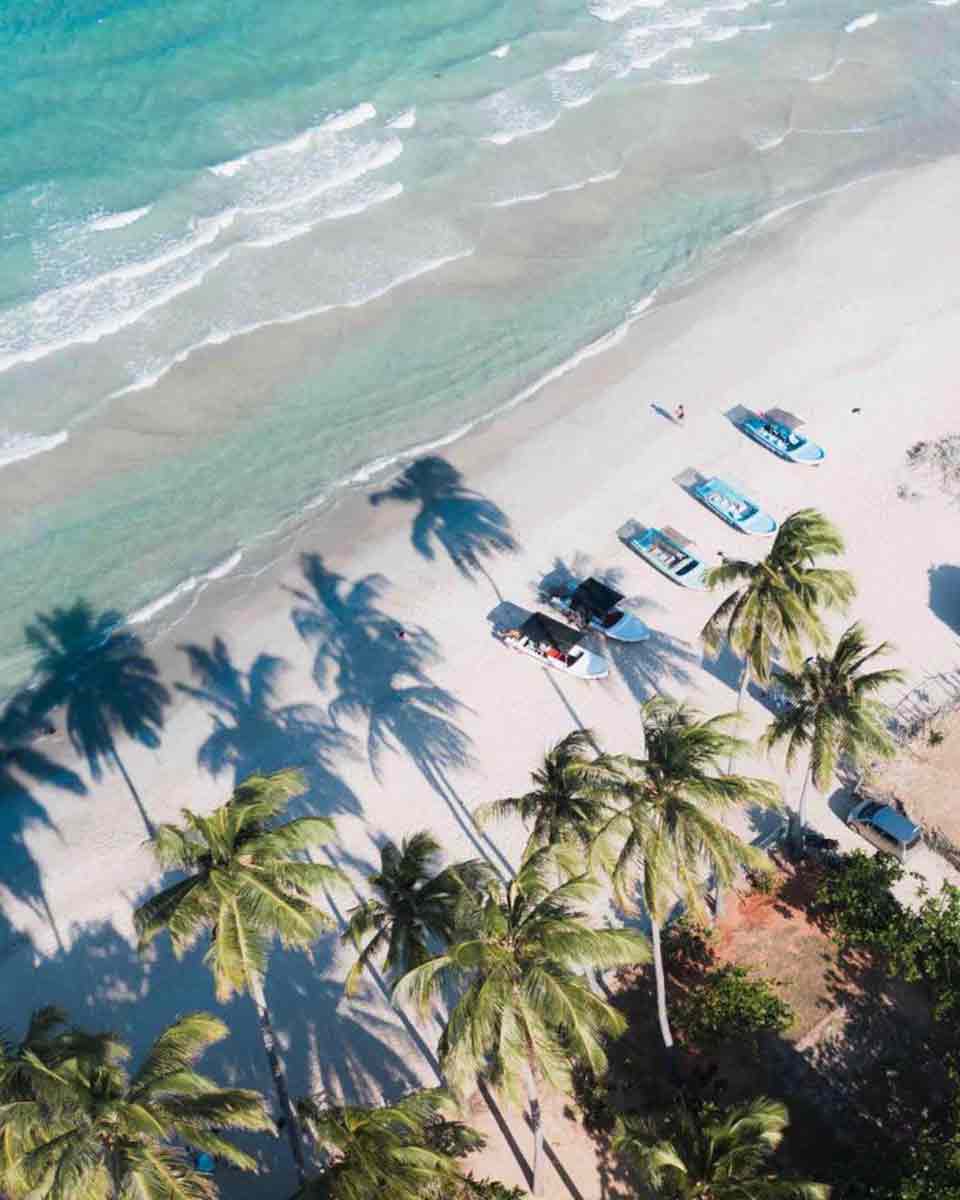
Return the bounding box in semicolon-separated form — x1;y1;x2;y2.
741;408;825;465
693;476;778;536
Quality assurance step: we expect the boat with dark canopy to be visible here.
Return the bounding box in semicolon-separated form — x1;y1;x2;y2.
741;407;826;465
546;575;650;642
499;612;609;678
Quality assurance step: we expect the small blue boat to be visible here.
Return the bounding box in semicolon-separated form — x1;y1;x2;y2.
693;476;778;536
741;408;825;465
617;520;710;589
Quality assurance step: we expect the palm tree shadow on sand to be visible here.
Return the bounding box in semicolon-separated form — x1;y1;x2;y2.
369;456;518;593
0;692;87;950
176;635;360;819
289;554;511;875
25;601;169;837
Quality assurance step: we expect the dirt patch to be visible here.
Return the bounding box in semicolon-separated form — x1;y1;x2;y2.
876;708;960;843
711;865;839;1042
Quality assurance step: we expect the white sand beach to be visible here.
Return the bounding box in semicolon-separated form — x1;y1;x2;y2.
3;155;960;1196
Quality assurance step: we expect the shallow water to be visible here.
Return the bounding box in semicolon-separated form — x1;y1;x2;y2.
0;0;958;690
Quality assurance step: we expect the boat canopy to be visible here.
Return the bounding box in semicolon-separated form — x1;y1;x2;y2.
661;525;695;548
520;613;584;653
571;577;623;619
764;408;804;431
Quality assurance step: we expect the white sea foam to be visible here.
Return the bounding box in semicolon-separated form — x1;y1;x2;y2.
702;26;741;39
0;249;231;374
210;154;251;177
751;129;788;150
490;43;511;57
665;69;712;84
128;550;244;625
387;108;417;129
740;21;773;29
88;206;151;232
845;11;877;30
591;0;666;20
481;110;559;145
489;168;621;208
929;0;959;6
323;102;377;131
808;57;845;81
558;52;597;72
0;429;68;470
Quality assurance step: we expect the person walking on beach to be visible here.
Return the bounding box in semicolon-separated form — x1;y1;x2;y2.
675;403;685;424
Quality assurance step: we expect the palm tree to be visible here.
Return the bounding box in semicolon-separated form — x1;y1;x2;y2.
394;849;650;1196
0;1011;271;1200
761;622;905;848
701;509;855;702
474;730;616;866
595;699;781;1051
343;831;493;995
295;1088;472;1200
614;1095;828;1200
25;601;170;835
133;769;347;1183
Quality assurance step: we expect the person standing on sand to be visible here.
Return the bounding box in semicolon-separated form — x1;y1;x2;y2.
675;404;685;424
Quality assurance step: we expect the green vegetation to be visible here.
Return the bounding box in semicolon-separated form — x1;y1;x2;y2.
614;1096;828;1200
595;698;780;1050
343;830;493;995
134;769;347;1182
0;1010;271;1199
702;508;855;698
674;964;793;1051
394;848;650;1195
761;623;904;846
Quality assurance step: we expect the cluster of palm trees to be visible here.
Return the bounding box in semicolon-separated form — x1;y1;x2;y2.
0;507;906;1200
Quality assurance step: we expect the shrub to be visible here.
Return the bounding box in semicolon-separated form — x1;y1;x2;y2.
815;850;908;954
674;964;793;1050
891;883;960;1022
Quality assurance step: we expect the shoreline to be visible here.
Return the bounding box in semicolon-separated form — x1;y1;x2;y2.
3;152;960;1197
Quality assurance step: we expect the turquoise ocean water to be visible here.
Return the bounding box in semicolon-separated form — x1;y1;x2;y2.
0;0;958;690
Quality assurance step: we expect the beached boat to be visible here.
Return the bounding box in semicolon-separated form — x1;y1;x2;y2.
693;476;778;536
741;408;825;465
545;576;650;642
499;612;609;679
616;521;710;589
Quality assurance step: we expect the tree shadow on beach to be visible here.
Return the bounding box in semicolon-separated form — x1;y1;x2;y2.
369;457;518;590
176;636;359;820
24;601;170;837
0;691;87;951
928;564;960;635
289;555;509;873
609;632;699;705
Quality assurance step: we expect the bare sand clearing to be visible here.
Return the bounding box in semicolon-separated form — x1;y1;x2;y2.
3;157;960;1196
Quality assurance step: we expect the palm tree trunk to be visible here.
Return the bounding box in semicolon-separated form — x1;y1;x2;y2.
791;763;812;851
247;971;307;1183
109;744;155;838
650;919;674;1051
524;1062;544;1197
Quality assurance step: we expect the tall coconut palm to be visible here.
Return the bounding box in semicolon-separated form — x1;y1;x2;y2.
343;831;493;995
394;849;650;1196
295;1088;472;1200
761;622;904;848
25;602;170;836
614;1095;828;1200
701;509;855;701
134;769;346;1183
474;730;617;866
595;699;780;1051
0;1011;271;1200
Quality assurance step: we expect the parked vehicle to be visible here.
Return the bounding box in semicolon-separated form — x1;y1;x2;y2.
498;612;609;679
741;407;826;465
847;797;922;861
617;520;710;589
693;475;778;536
545;576;650;642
